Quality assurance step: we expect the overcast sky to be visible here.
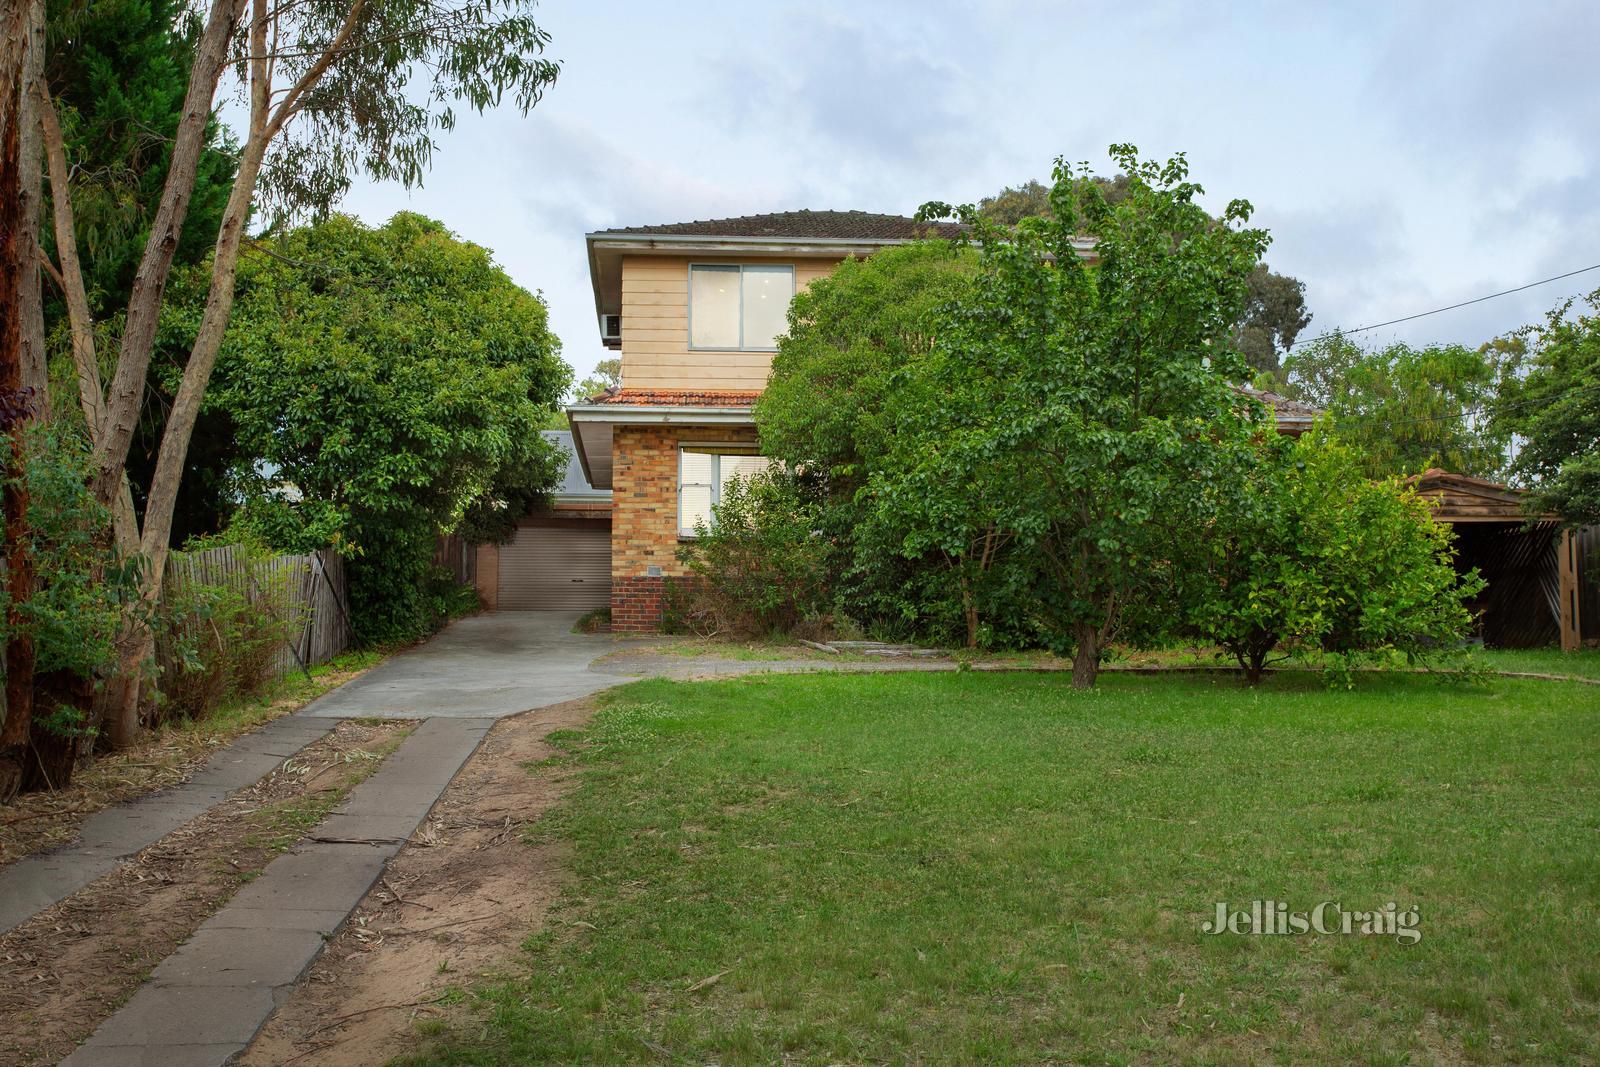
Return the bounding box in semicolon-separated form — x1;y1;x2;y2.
336;0;1600;386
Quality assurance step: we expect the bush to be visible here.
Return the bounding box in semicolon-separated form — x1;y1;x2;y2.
1182;431;1485;683
673;470;834;637
153;541;303;723
0;424;130;790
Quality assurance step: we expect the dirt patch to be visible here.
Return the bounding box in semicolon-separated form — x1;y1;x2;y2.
0;718;412;1067
240;697;597;1067
0;657;380;868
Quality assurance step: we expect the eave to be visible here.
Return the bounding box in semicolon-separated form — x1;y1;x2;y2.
565;402;756;489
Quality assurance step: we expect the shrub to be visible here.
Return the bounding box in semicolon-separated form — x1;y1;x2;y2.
1182;431;1485;683
153;541;303;722
674;469;833;637
0;424;130;790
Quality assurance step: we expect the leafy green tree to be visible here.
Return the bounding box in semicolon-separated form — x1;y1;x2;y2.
758;242;976;493
0;424;131;794
755;241;979;642
41;0;236;322
896;146;1272;686
1283;335;1516;479
979;174;1309;375
183;213;568;643
1496;289;1600;525
35;0;559;747
39;0;241;542
1236;265;1311;376
1181;432;1482;683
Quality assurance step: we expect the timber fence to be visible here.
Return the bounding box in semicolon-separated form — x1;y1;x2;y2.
159;544;351;684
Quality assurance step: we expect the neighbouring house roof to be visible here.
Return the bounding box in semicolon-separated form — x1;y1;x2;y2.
541;430;610;501
1238;385;1319;434
591;210;969;242
1408;468;1540;522
586;388;760;408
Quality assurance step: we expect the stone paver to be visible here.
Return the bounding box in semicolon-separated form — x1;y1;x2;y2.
61;716;495;1067
0;715;335;934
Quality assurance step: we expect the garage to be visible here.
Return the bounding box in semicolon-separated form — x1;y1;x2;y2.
496;519;612;611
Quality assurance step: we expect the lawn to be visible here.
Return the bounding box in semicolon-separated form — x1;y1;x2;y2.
405;671;1600;1065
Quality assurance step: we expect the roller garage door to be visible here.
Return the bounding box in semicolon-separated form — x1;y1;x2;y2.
497;521;611;611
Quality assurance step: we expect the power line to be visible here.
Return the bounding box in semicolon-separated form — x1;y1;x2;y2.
1288;261;1600;349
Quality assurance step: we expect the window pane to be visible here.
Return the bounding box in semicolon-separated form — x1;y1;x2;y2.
722;454;771;487
680;450;715;486
690;266;740;348
680;484;714;534
741;267;792;349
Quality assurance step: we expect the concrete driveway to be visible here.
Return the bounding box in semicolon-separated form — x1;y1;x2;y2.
301;612;633;719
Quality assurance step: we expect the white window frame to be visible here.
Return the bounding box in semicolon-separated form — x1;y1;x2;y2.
687;263;795;352
678;445;767;537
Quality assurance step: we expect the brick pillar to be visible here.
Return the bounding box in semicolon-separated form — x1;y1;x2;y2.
611;575;665;632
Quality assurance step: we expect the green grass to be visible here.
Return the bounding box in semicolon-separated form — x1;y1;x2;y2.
1104;644;1600;683
1476;647;1600;681
403;671;1600;1065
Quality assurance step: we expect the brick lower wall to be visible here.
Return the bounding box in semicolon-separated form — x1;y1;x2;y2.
611;575;666;632
609;423;757;632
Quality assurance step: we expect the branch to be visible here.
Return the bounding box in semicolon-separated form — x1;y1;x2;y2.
265;0;368;141
36;85;105;439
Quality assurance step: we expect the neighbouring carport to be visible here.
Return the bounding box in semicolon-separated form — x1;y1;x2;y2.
1412;469;1588;650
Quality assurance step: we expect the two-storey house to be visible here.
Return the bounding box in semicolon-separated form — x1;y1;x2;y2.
475;209;1323;631
563;211;965;631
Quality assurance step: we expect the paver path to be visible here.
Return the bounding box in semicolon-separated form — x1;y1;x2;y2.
33;612;946;1065
60;717;494;1067
0;715;335;934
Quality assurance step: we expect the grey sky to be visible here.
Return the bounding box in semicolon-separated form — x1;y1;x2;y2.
336;0;1600;385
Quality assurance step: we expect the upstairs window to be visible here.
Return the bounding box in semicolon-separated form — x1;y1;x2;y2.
689;264;794;350
679;447;771;536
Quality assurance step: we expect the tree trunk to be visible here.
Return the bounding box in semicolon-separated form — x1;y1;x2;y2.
1071;622;1100;689
960;575;979;649
111;0;270;743
0;0;44;800
15;0;45;404
88;0;245;508
39;88;143;556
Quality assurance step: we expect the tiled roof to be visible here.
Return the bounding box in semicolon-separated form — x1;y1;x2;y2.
1238;386;1320;420
592;210;967;242
587;388;760;408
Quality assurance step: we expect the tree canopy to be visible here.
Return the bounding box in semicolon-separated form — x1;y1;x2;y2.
978;172;1310;376
1282;334;1518;480
1496;289;1600;525
180;212;569;642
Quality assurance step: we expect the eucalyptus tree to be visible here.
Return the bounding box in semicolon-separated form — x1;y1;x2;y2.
34;0;561;746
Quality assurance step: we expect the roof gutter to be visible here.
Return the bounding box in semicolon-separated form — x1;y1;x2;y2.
566;403;755;424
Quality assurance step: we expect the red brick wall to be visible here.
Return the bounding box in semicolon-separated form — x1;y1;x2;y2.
610;423;756;631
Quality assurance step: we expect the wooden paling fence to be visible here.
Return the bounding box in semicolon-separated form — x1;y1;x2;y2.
160;544;351;683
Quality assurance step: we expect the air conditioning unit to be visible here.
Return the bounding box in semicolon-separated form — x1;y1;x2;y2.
600;313;622;342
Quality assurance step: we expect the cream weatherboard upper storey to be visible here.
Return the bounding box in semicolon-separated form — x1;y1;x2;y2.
619;255;839;392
